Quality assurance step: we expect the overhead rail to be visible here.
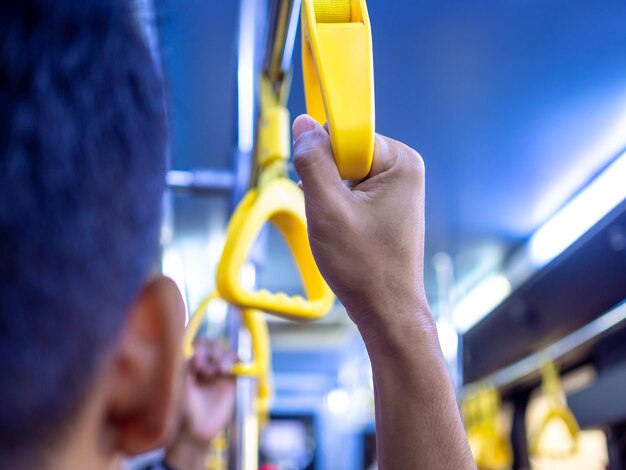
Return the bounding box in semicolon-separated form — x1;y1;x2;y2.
463;200;626;382
472;299;626;392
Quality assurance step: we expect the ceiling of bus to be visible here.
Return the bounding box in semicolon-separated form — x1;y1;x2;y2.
155;0;626;309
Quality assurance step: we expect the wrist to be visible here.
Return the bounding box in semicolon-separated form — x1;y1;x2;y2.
351;293;437;352
358;300;459;406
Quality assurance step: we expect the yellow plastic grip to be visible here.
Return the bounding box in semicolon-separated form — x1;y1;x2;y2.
528;361;580;458
182;294;274;422
302;0;375;180
232;310;271;379
216;178;334;320
183;290;222;360
233;310;273;421
462;386;513;470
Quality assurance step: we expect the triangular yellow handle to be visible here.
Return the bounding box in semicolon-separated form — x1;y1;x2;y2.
301;0;375;180
467;424;513;470
216;178;334;320
528;360;580;458
529;405;580;458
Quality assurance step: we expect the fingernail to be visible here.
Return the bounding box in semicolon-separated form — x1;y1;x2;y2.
292;114;318;142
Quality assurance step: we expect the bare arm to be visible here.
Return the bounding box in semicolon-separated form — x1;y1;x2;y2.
292;115;475;469
363;309;473;469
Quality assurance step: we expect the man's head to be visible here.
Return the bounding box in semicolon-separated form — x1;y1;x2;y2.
0;1;184;467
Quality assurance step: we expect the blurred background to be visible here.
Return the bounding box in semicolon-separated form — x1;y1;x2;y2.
136;0;626;468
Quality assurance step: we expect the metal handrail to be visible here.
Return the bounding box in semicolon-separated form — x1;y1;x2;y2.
477;299;626;392
264;0;301;91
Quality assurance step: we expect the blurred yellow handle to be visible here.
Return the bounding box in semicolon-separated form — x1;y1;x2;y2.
183;293;274;423
528;361;580;458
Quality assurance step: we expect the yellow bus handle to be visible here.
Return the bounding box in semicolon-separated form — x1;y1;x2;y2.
216;178;334;320
301;0;375;180
183;294;274;422
233;310;274;423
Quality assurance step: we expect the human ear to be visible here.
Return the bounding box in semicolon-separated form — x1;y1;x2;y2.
106;275;185;455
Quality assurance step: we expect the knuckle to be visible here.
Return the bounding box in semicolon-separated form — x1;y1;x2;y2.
292;131;328;171
398;146;425;180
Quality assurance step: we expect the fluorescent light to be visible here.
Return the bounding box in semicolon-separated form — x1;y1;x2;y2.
237;0;258;154
529;150;626;266
436;319;459;363
452;274;512;334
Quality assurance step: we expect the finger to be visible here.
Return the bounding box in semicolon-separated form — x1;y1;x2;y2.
368;134;397;177
193;350;219;378
194;361;219;381
218;351;239;375
292;115;349;204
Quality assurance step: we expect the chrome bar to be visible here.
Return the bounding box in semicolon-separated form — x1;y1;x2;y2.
230;0;268;469
477;299;626;392
166;169;235;192
264;0;302;87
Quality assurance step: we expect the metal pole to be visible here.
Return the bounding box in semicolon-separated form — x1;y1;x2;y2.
264;0;302;90
229;1;301;468
229;1;268;469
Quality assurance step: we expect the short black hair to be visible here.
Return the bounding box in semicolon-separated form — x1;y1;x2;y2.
0;0;167;466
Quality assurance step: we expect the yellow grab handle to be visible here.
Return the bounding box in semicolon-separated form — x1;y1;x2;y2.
529;405;580;458
183;294;274;422
467;425;513;470
528;360;580;457
232;310;271;379
183;290;222;360
233;309;274;424
216;178;334;320
183;292;270;378
462;386;513;470
301;0;375;180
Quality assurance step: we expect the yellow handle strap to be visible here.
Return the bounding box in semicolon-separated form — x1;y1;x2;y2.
255;75;291;180
302;0;375;180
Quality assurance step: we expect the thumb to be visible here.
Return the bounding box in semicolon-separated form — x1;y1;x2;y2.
292;115;348;204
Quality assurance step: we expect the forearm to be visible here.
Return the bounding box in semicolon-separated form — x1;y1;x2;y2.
358;305;475;470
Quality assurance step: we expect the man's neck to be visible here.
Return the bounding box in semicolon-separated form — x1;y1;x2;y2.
52;391;121;470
